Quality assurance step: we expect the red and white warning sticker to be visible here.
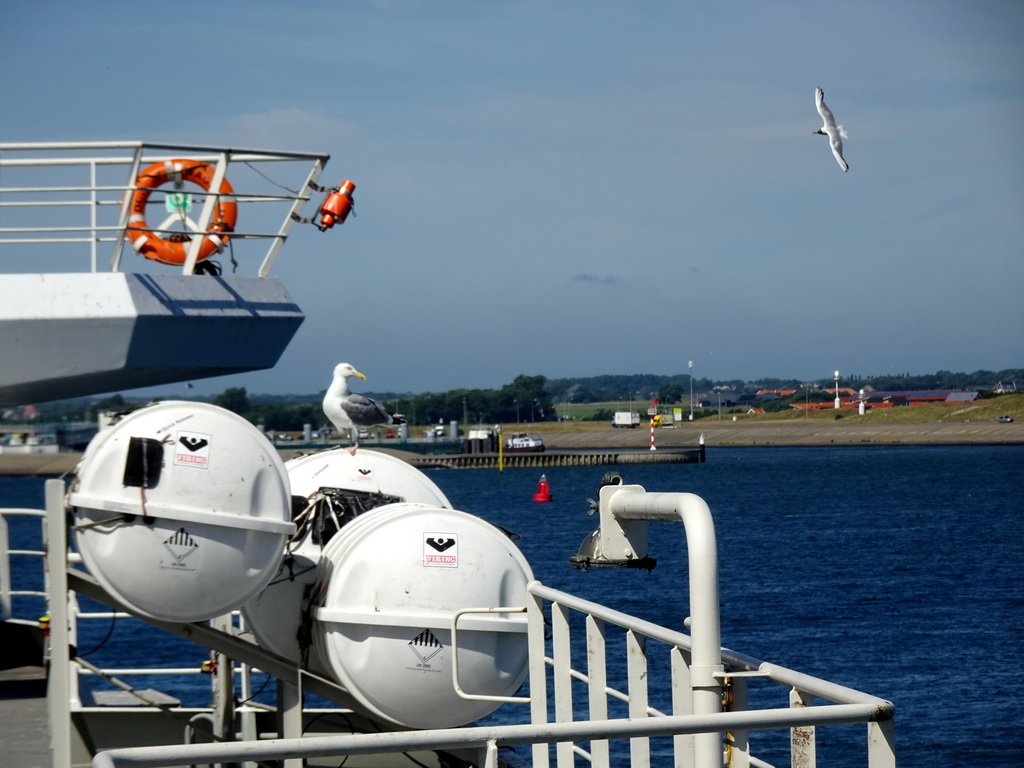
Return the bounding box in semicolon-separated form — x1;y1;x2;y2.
174;431;211;469
423;532;459;567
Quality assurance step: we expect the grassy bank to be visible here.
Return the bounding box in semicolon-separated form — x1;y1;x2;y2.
545;392;1023;431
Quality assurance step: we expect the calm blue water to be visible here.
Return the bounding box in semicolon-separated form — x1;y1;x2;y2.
4;444;1023;766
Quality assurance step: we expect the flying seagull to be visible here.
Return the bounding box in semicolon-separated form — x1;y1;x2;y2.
813;88;848;172
322;363;405;450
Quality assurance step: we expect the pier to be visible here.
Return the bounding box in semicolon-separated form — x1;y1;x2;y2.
408;447;705;469
0;446;704;476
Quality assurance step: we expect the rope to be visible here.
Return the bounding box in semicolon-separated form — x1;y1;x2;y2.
242;160;304;194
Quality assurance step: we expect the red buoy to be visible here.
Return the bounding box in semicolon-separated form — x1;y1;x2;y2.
533;474;552;503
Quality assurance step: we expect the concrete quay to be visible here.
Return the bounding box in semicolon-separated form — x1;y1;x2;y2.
0;418;1019;476
408;446;704;469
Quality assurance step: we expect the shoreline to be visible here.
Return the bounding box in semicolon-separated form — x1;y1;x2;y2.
539;418;1023;450
0;419;1019;476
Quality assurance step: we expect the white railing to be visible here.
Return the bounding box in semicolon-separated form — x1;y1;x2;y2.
0;502;228;704
84;578;894;768
0;141;332;276
522;581;894;768
0;507;47;621
1;493;326;757
3;479;894;768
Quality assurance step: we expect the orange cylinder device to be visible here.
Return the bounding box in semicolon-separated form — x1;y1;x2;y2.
318;180;356;230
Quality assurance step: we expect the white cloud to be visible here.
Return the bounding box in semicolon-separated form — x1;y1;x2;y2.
572;273;621;286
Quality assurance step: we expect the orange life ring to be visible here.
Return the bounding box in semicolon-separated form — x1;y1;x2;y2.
127;159;238;266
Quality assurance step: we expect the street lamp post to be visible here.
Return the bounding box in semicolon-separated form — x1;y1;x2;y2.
689;360;694;421
834;370;841;409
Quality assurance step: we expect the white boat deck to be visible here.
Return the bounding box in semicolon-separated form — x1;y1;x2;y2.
0;141;342;407
0;665;49;768
2;478;895;768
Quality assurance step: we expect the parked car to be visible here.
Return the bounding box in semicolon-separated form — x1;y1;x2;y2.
998;415;1014;423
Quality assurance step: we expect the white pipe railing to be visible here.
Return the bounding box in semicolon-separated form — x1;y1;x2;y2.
0;141;330;277
91;702;889;768
521;483;893;768
522;583;894;766
595;485;724;767
0;508;46;620
2;479;893;768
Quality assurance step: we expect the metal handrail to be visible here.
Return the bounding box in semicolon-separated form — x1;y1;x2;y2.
522;582;894;768
88;579;893;768
1;503;256;707
4;479;894;768
512;482;894;768
0;141;331;276
92;703;890;768
0;508;46;620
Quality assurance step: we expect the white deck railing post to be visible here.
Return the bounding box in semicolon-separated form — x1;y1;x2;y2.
625;629;651;767
599;485;725;768
868;717;896;768
526;587;550;768
586;614;610;767
45;478;72;768
790;688;815;768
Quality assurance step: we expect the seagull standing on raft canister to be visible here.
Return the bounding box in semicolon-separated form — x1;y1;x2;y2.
813;87;849;172
322;363;406;451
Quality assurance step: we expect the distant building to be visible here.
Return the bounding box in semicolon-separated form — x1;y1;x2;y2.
824;388;858;398
790;389;979;411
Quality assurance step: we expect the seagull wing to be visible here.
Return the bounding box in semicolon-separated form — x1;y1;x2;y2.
342;393;394;427
829;137;849;172
815;88;838;129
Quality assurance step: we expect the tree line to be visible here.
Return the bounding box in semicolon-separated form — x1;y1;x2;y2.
200;367;1024;432
11;368;1021;432
207;375;556;432
545;368;1024;405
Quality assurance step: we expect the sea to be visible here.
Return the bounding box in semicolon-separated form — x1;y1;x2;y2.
3;443;1023;766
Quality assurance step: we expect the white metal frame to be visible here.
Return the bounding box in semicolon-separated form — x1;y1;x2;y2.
0;141;330;276
0;507;47;620
1;479;894;768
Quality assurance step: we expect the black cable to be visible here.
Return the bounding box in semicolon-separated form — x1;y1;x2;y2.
401;751;433;768
243;161;300;195
235;672;272;707
266;563;316;586
300;712;436;768
76;611;116;657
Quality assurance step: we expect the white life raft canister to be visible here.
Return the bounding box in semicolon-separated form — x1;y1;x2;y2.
68;401;294;623
242;447;452;663
312;503;533;729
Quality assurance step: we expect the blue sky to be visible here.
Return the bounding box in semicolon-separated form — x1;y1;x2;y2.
3;1;1022;397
